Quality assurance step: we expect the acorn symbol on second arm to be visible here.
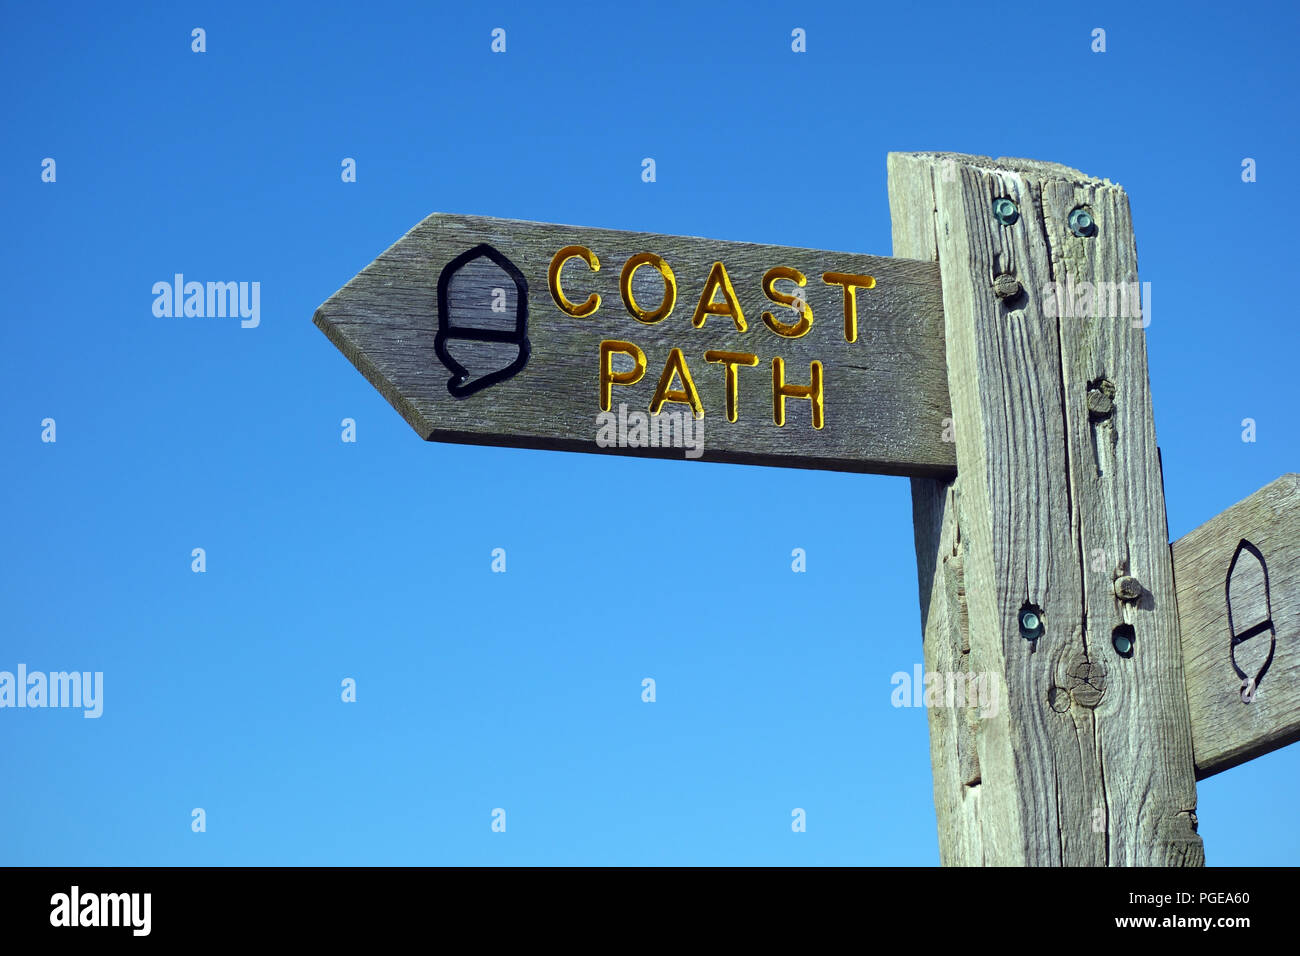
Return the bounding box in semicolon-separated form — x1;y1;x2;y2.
434;243;531;398
1226;539;1275;703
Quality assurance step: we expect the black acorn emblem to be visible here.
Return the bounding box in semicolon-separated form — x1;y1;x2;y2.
1226;539;1275;702
434;244;530;398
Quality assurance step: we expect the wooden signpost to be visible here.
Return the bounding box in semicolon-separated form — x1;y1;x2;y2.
314;152;1297;866
314;214;952;475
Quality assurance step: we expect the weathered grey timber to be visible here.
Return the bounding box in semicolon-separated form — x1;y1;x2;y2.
1172;474;1300;778
891;152;1203;865
314;214;952;475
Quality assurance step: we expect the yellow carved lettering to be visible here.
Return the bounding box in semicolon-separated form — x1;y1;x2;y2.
650;347;703;418
772;357;824;428
821;271;875;343
761;267;812;338
620;252;677;324
691;261;746;332
549;245;601;318
704;350;759;423
599;339;647;411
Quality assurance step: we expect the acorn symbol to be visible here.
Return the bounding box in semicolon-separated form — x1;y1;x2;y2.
1226;538;1275;703
434;243;530;398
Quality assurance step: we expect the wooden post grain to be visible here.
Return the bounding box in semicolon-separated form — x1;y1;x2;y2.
889;152;1204;865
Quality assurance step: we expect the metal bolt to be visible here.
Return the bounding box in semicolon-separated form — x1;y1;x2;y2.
993;198;1020;226
1114;575;1142;602
1087;379;1115;420
1019;607;1044;641
993;274;1022;299
1068;207;1096;237
1087;388;1113;418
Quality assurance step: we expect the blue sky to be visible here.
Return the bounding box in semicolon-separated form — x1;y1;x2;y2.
2;0;1297;865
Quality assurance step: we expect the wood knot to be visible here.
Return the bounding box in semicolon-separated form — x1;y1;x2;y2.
1067;657;1108;709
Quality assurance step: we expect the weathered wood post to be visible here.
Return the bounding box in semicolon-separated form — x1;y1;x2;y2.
889;152;1204;865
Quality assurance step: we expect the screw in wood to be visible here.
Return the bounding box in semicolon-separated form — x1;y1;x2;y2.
1069;207;1097;237
993;198;1020;226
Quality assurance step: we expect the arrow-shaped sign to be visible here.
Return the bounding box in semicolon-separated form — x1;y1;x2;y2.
314;214;953;475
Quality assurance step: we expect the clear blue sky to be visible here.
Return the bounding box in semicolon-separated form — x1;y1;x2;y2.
2;0;1296;865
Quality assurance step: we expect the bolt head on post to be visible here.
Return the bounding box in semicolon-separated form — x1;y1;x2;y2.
993;273;1022;299
1068;207;1097;237
1114;575;1143;601
1019;607;1044;641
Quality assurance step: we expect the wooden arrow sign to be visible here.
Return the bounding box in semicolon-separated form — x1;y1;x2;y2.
1173;473;1300;777
313;214;953;475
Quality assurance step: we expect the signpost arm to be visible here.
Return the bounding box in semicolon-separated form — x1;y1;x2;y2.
889;152;1204;865
1173;473;1300;778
